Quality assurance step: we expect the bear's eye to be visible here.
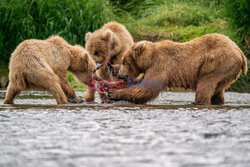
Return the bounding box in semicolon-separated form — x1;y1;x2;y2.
94;51;99;56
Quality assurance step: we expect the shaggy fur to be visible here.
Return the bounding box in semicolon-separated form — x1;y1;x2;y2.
4;36;95;104
84;22;134;102
109;33;248;105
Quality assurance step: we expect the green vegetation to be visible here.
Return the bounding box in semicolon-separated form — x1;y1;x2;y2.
0;0;249;92
224;0;250;56
66;72;86;91
0;0;112;64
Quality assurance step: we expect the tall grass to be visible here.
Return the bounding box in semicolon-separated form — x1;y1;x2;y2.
224;0;250;38
0;0;113;64
111;0;165;17
119;0;227;42
223;0;250;58
144;4;214;27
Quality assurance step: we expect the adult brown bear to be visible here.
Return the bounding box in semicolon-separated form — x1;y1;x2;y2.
109;34;248;105
4;36;95;104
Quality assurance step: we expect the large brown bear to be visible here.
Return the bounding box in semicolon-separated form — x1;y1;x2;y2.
4;36;95;104
109;34;248;105
84;22;134;102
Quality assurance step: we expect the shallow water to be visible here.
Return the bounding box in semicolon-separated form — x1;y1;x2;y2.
0;90;250;167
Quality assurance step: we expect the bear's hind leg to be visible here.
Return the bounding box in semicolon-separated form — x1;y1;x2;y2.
46;82;68;104
211;79;233;105
195;77;218;105
4;82;21;104
27;72;68;104
211;90;225;105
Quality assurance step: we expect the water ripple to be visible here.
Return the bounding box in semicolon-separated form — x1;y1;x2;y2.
0;90;250;167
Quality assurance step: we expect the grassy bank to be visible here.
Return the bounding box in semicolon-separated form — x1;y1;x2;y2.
0;0;249;92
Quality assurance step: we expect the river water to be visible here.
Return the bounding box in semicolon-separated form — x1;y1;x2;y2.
0;90;250;167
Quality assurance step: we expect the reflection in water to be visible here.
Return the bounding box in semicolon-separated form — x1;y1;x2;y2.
0;90;250;167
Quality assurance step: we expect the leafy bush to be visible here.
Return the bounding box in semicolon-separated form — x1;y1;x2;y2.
0;0;113;64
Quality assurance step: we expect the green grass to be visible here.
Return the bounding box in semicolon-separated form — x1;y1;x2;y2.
223;0;250;56
111;0;165;17
0;0;113;64
66;72;86;91
118;1;229;41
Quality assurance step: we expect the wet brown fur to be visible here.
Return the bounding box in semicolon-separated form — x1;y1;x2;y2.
4;36;95;104
84;22;134;102
109;33;248;105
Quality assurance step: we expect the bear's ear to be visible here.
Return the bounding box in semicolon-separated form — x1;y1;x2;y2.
83;51;89;57
134;41;145;56
111;35;119;50
101;30;113;41
85;32;92;42
82;51;94;66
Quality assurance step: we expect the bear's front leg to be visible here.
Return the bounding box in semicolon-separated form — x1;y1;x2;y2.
84;88;96;103
108;89;124;101
108;88;160;104
59;75;83;103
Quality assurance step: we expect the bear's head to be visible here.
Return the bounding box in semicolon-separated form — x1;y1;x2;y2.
118;41;153;79
85;30;120;67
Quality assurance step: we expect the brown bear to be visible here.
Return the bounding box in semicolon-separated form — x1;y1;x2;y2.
108;33;248;105
4;36;96;104
84;21;134;102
